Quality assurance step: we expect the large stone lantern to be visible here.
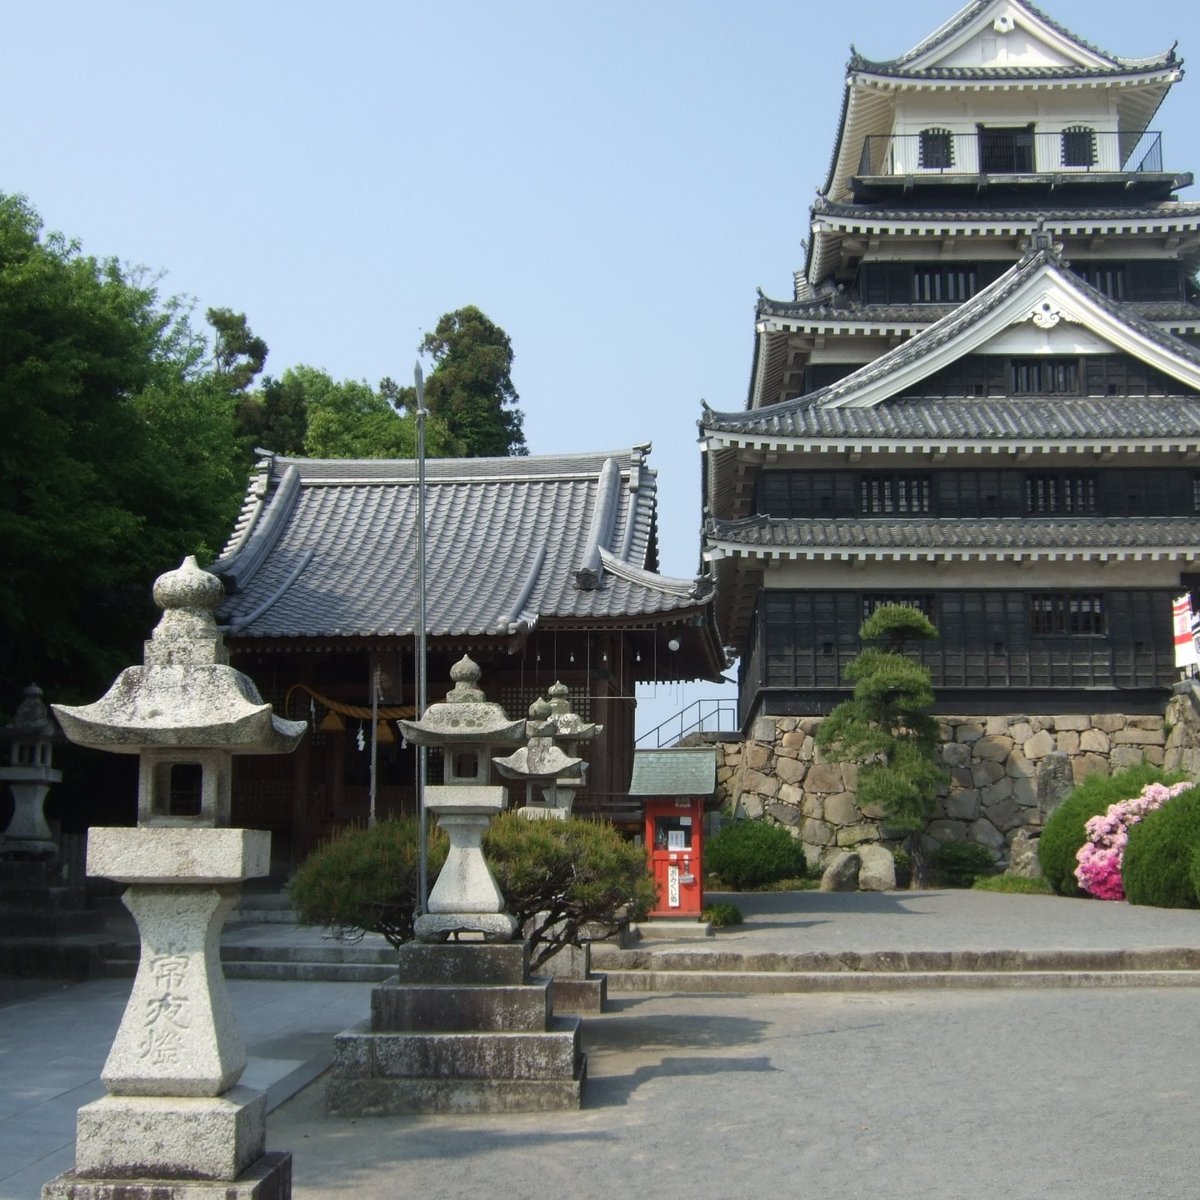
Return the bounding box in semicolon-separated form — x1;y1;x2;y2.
397;654;524;942
44;556;305;1199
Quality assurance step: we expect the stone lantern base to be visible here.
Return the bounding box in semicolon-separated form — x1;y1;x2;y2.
327;942;585;1114
41;1152;292;1200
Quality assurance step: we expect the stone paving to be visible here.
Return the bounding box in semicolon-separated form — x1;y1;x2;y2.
5;890;1200;1199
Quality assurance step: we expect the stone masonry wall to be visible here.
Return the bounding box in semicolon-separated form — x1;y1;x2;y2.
711;711;1175;867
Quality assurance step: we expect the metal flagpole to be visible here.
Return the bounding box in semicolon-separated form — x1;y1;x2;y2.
414;363;429;915
368;662;379;828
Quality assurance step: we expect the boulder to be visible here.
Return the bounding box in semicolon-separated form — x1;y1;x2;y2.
857;844;896;892
819;851;861;892
1005;830;1042;879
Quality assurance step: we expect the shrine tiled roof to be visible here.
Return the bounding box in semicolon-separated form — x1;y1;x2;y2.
210;448;715;642
706;514;1200;558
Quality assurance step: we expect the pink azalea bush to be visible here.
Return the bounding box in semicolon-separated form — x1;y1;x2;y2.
1075;780;1193;900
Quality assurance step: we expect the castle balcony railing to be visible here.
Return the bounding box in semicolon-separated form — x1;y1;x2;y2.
857;129;1165;180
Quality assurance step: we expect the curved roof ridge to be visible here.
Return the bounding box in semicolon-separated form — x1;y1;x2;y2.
210;463;304;593
576;457;622;590
596;547;708;600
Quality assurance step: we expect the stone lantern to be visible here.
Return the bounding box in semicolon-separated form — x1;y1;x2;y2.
44;556;305;1200
330;655;586;1115
0;683;62;860
397;654;525;942
493;695;583;819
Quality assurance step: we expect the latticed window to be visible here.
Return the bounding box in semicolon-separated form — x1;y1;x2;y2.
860;474;933;515
1061;125;1097;168
1025;473;1098;515
1010;358;1078;395
919;128;954;169
1030;594;1106;636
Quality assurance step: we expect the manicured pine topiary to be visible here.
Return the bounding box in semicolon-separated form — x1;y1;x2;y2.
705;819;807;891
815;604;946;886
1037;763;1185;897
1122;785;1200;908
482;811;656;970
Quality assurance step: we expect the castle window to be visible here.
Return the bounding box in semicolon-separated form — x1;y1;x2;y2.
1010;358;1078;395
1025;472;1097;515
860;474;932;515
1030;594;1105;637
978;125;1035;173
1061;126;1097;168
919;128;954;170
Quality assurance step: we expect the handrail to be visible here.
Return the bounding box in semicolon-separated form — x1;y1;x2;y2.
636;698;739;748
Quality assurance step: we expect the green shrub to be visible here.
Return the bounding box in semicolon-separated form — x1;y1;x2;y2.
1122;785;1200;908
483;811;656;970
931;841;994;888
1188;843;1200;906
971;874;1053;895
702;901;743;927
288;819;448;948
288;813;655;968
1038;764;1185;897
705;820;807;890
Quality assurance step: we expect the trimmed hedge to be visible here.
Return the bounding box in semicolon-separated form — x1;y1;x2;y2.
705;820;807;891
1037;764;1185;897
1122;785;1200;908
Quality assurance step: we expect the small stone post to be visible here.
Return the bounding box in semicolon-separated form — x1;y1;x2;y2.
43;557;305;1200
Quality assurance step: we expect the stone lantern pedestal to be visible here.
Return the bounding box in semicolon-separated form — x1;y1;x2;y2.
43;557;304;1200
328;657;585;1115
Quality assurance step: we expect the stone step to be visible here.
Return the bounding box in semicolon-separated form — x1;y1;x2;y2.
223;960;397;983
590;945;1200;974
333;1017;583;1080
602;968;1200;992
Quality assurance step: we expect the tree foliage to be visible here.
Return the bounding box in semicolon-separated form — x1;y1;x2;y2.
207;307;267;392
288;819;449;947
422;305;527;457
483;811;655;970
0;194;248;703
815;604;947;885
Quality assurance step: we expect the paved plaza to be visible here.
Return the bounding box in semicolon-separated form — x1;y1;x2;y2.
5;890;1200;1199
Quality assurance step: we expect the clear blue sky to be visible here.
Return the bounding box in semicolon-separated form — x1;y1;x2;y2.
2;0;1196;733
